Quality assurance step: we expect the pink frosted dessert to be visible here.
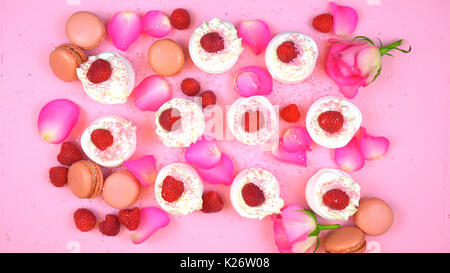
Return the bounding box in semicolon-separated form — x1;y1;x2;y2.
230;168;284;220
80;115;137;168
154;163;204;215
265;32;318;84
189;18;243;74
227;96;278;146
76;52;135;104
306;96;362;149
305;168;360;221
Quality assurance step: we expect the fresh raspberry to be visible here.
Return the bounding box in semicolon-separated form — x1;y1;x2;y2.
90;129;114;151
242;110;264;133
322;189;349;210
170;8;190;30
118;207;141;231
312;13;333;33
98;214;120;236
201;191;224;213
181;78;200;96
57;142;83;166
318;111;344;133
158;108;181;132
241;183;265;207
87;59;112;84
74;208;96;232
276;41;299;63
49;166;68;187
199;90;216;108
200;32;224;53
280;104;300;122
161;176;184;203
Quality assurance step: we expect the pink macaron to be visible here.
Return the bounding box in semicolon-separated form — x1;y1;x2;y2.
324;226;367;253
353;197;394;236
102;170;141;209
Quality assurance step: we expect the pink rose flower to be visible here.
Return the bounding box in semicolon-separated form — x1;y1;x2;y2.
326;37;411;99
271;205;340;253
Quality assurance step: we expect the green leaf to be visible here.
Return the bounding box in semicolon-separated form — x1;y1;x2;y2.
353;36;375;45
312;237;320;253
369;66;382;84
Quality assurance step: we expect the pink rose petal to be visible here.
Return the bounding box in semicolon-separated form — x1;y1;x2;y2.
130;207;169;244
107;11;142;51
142;10;171;38
37;99;80;144
133;75;171;112
124;155;157;188
282;127;312;152
281;205;316;244
272;139;307;167
185;138;221;169
237;19;271;55
234;66;273;97
291;236;318;253
334;138;365;172
196;154;234;185
360;133;390;160
330;2;358;37
271;214;293;253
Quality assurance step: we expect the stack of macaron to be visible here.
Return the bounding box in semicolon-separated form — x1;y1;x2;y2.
41;3;398;252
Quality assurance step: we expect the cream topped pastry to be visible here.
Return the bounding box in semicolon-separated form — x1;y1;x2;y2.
80;115;137;168
227;96;278;145
155;163;204;215
306;96;362;149
76;52;135;104
230;168;284;220
155;98;205;147
189;18;243;74
265;32;318;84
305;168;360;221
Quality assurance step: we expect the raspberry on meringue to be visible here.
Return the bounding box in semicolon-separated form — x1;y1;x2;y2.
80;115;137;168
189;18;243;74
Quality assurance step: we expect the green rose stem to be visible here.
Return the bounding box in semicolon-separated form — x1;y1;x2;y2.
379;39;411;56
298;210;341;253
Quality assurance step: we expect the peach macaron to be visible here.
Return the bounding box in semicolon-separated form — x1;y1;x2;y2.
102;170;141;209
324;226;367;253
353;197;394;236
67;160;103;199
49;43;87;82
65;11;106;50
148;39;185;76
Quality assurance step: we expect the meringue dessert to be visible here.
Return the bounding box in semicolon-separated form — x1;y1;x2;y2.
227;96;278;145
77;52;135;104
230;168;284;220
80;115;137;168
305;168;360;221
306;96;362;149
155;98;205;147
189;17;243;74
265;32;318;84
154;163;204;215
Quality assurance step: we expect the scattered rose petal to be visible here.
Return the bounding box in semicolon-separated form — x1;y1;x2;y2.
142;10;171;38
37;99;80;144
196;154;234;185
133;75;171;112
185;138;221;169
282;127;312;152
234;66;273;97
108;11;142;51
237;19;271;55
272;139;307;167
330;2;358;37
359;133;390;160
124;155;157;188
334;138;365;172
130;207;169;244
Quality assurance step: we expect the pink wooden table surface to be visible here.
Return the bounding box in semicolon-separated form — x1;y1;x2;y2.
0;0;449;252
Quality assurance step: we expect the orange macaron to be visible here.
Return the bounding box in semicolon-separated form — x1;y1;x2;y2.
67;160;103;199
353;197;394;236
148;39;185;76
324;226;367;253
49;43;87;82
65;11;106;50
102;170;141;209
